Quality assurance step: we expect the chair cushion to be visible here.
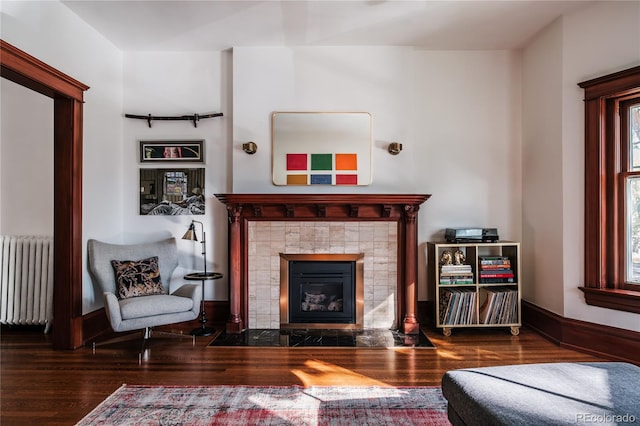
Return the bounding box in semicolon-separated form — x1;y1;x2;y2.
119;294;194;320
111;256;166;299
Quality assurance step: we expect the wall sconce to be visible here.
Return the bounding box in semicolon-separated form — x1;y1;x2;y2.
388;142;403;155
242;142;257;154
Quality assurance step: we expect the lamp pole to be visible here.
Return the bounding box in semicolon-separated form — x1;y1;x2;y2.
197;221;208;334
183;220;219;337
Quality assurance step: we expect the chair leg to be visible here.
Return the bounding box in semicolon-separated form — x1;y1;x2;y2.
92;330;145;354
139;327;151;356
149;329;196;346
94;327;196;362
138;328;196;363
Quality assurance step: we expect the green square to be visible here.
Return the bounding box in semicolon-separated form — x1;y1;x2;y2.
311;154;333;170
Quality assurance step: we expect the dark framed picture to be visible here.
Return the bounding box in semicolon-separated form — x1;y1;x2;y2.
140;140;204;163
139;168;205;215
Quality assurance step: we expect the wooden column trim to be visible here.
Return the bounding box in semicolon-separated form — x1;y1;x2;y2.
226;205;244;333
0;40;88;100
52;96;84;349
1;40;89;349
402;204;420;334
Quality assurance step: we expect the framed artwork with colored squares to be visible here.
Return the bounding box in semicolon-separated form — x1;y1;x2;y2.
272;112;372;186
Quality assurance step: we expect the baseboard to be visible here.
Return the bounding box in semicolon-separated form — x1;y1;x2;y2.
417;301;433;327
82;301;231;345
522;300;640;365
419;299;639;365
82;308;112;344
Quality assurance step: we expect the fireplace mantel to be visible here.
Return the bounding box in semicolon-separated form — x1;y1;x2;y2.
215;193;431;334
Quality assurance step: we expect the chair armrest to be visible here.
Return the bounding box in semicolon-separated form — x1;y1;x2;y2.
172;284;202;316
103;292;124;331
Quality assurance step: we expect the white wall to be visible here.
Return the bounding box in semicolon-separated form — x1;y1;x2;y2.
232;47;415;194
0;0;124;312
0;79;53;236
521;18;564;314
523;1;640;331
5;1;636;330
233;46;523;300
122;51;230;300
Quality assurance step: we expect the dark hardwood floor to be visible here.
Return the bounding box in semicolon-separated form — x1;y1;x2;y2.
1;324;605;425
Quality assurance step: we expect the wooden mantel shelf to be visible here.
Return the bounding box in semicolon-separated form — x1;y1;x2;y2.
214;193;431;334
215;193;430;220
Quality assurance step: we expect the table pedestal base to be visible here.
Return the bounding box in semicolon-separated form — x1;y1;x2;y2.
191;326;215;337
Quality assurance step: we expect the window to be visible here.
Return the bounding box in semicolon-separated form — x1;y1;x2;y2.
579;66;640;314
163;171;188;201
624;100;640;289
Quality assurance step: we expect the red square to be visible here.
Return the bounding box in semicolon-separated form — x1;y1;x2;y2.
286;154;308;171
336;174;357;185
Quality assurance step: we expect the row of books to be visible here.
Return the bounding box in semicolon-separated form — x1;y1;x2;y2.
440;275;516;284
479;287;518;324
480;256;511;266
439;288;477;325
479;256;515;283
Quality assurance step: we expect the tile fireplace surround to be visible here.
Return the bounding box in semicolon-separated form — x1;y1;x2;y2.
215;194;430;334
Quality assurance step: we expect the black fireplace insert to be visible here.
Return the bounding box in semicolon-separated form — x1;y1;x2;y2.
288;260;355;324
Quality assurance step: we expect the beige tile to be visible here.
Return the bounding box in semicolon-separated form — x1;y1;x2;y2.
329;225;345;241
270;243;284;258
247;219;399;328
255;223;271;241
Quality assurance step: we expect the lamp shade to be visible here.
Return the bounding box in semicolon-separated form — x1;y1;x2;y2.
181;223;198;241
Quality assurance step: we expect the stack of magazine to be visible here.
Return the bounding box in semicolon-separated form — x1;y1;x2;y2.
440;264;473;284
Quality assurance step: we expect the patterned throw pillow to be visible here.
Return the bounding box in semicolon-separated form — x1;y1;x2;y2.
111;256;166;299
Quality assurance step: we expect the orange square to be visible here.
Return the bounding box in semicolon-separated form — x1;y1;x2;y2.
335;153;357;170
286;174;308;185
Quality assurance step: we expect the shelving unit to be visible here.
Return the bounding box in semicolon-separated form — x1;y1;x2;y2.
427;241;521;336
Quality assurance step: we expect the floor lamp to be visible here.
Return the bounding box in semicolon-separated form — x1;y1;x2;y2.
182;220;216;336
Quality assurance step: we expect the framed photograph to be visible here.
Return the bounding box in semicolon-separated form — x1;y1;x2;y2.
139;168;205;215
140;140;204;163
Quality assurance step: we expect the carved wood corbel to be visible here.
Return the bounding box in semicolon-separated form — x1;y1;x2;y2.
285;205;295;218
403;204;419;223
226;204;243;223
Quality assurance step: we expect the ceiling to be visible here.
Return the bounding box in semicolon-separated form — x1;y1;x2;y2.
61;0;594;51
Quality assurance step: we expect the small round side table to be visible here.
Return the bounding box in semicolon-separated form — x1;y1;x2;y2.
184;271;223;336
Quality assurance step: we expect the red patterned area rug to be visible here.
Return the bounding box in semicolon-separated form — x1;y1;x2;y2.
77;384;449;425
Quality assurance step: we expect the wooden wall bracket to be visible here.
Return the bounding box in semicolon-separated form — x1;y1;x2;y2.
125;112;223;128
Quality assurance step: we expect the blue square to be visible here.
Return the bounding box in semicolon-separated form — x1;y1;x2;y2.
310;174;332;185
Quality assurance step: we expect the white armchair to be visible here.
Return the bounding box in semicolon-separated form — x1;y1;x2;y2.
87;237;201;357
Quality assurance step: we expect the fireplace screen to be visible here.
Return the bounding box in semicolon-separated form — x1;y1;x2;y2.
289;261;355;324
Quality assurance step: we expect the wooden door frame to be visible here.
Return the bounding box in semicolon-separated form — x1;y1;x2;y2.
1;40;89;349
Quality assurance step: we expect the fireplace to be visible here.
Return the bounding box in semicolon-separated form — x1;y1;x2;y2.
215;194;430;334
280;253;364;329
